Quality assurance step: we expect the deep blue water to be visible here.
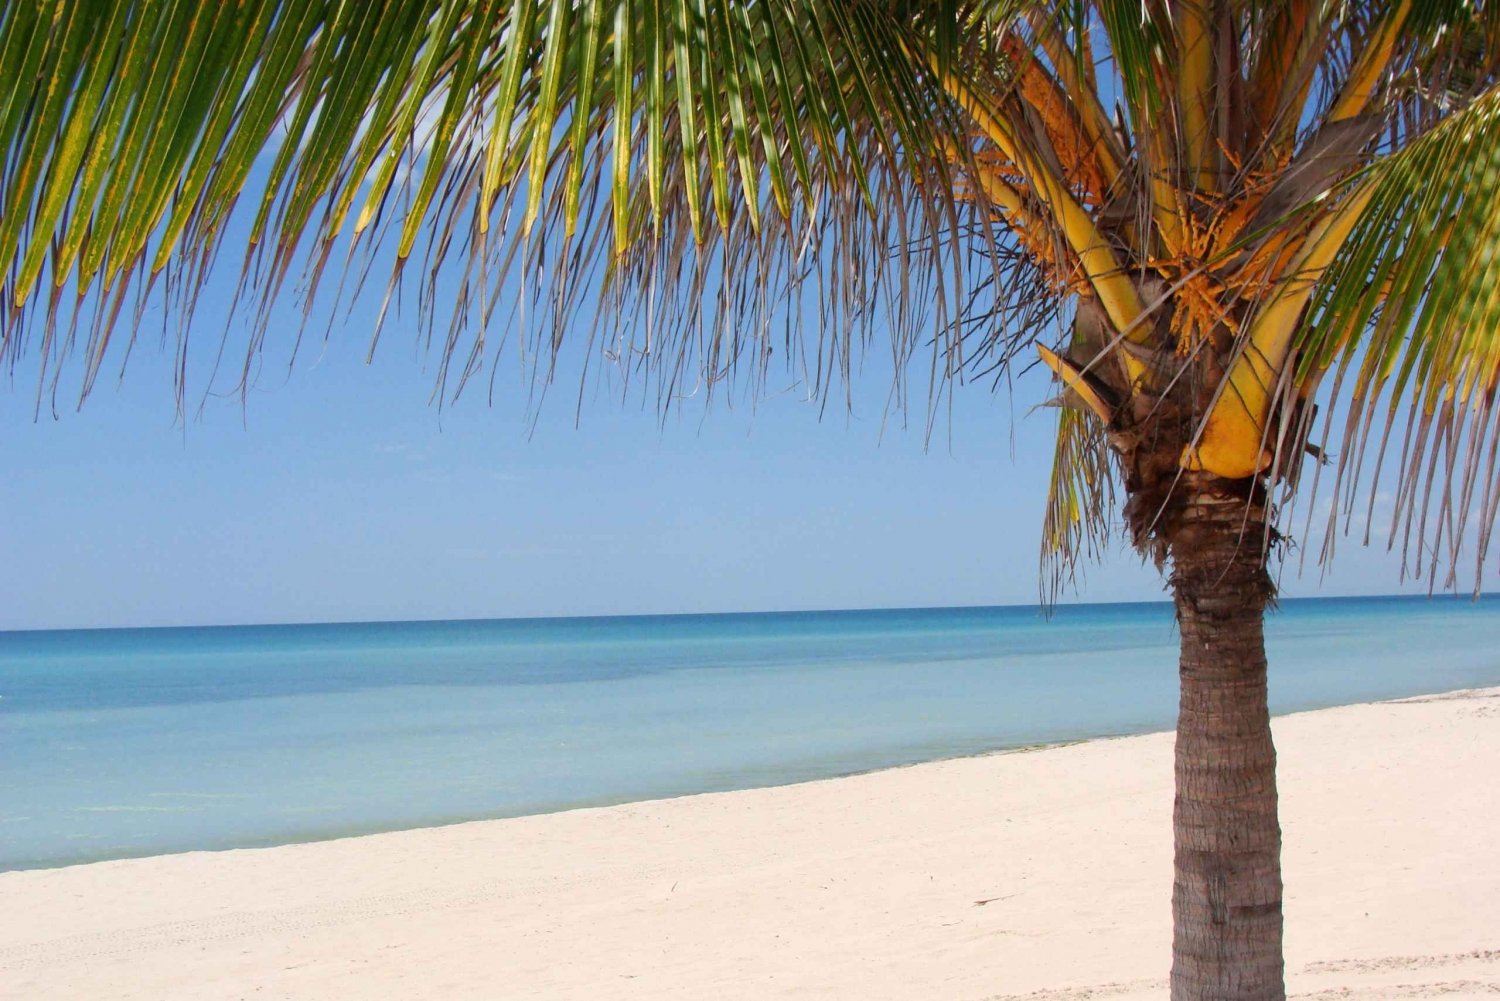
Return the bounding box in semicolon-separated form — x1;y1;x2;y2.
3;596;1497;871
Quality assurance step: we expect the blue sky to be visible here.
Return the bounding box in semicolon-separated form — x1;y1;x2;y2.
3;185;1495;631
4;272;1487;632
0;309;1081;629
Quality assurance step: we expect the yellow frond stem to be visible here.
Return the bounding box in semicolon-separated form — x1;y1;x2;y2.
947;142;1099;316
931;59;1150;380
1329;0;1411;122
933;61;1023;164
947;140;1028;218
1177;2;1217;191
1147;170;1188;262
1183;185;1376;477
1043;173;1149;353
1038;344;1115;424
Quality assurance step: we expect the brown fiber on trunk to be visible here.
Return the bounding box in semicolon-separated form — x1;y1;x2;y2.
1168;487;1284;1001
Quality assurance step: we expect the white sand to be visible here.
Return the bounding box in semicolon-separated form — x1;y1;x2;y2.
2;689;1496;1000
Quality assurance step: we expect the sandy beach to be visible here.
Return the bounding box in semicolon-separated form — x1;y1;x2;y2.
2;688;1496;1000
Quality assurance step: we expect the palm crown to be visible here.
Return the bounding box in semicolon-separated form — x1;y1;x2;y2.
4;3;1498;1000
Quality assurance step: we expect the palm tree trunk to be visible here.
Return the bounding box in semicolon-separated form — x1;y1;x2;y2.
1168;492;1284;1001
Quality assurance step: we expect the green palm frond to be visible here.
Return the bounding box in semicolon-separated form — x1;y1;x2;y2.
1041;404;1117;603
1295;82;1500;588
0;0;1030;406
1404;0;1500;41
1091;0;1168;119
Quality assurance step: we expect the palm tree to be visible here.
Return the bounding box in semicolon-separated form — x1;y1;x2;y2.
4;2;1498;998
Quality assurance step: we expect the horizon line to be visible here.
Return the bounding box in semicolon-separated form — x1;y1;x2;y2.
3;591;1488;636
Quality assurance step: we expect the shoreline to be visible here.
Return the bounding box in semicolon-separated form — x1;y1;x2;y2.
2;733;1105;876
4;687;1497;999
9;682;1489;876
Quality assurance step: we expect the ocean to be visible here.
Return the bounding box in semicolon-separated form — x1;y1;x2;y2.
2;595;1497;872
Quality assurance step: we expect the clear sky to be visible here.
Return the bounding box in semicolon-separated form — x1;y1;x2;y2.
2;227;1493;632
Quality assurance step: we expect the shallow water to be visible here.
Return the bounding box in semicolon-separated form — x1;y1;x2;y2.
3;595;1497;870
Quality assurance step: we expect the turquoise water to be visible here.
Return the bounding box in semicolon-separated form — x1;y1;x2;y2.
3;596;1497;871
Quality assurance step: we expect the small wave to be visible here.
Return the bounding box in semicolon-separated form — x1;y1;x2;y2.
146;792;253;801
75;805;193;814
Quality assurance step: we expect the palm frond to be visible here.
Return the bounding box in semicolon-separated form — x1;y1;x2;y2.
0;0;1035;411
1041;402;1117;603
1294;81;1500;589
1091;0;1169;122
